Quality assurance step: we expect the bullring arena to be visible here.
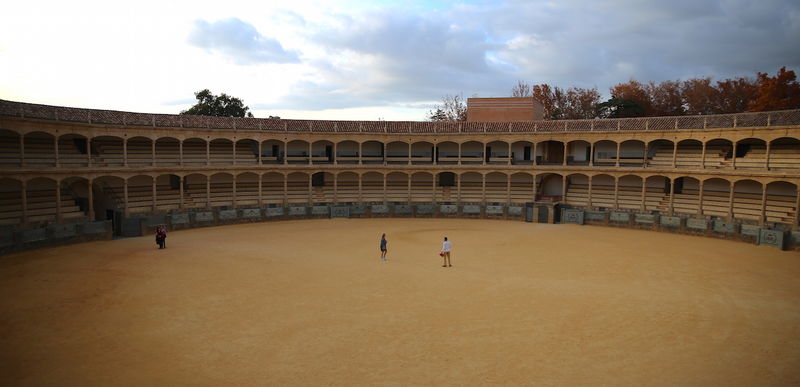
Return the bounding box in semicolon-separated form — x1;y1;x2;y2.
1;99;800;385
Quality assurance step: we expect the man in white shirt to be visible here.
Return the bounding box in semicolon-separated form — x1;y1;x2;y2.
441;237;452;267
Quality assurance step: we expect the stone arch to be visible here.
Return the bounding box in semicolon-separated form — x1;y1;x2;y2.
23;131;56;168
311;140;334;164
209;172;234;207
0;177;23;225
90;135;124;167
155;137;180;167
235;172;260;207
336;171;360;203
564;173;589;207
511;140;534;165
619;139;646;166
617;175;644;210
536;173;564;199
437;141;459;164
386;172;409;202
591;140;617;166
361;171;384;203
486;140;510;164
125;174;155;214
126;136;153;167
646;139;675;168
261;172;284;205
704;138;733;169
286;140;310;164
335;140;359;164
386;141;408;164
768;137;800;171
458;172;483;202
460;141;484;164
0;129;21;168
58;133;90;167
411;141;434;164
484;171;508;203
701;177;732;218
510;172;534;203
260;139;284;164
410;171;434;202
765;181;797;225
589;174;616;209
182;138;207;166
209;138;234;166
286;171;310;204
235;138;259;165
731;179;763;222
566;140;591;166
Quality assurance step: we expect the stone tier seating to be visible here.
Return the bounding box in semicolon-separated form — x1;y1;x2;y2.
647;146;729;169
90;141;258;167
565;184;669;211
0;189;84;225
734;146;800;170
0;136;87;167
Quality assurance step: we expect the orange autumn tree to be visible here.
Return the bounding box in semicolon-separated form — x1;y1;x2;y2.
749;67;800;111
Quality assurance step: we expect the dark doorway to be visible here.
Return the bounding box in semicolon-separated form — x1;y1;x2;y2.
523;146;531;161
312;172;325;187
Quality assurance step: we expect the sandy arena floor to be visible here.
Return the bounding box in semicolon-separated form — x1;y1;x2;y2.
1;219;799;386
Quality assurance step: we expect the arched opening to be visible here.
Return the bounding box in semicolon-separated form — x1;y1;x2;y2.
236;172;260;207
701;177;732;217
436;172;457;202
209;139;234;166
732;179;763;222
362;172;384;202
183;173;208;209
537;140;565;165
286;172;309;204
511;141;534;165
261;172;284;205
765;181;797;225
23;131;56;167
460;141;483;164
437;142;459;164
459;172;483;202
311;140;334;164
286;140;310;164
644;175;670;212
260;139;284;164
386;141;408;164
485;172;508;203
564;173;589;207
734;138;767;170
361;141;384;164
536;173;564;200
767;137;800;170
154;174;181;212
0;129;21;167
589;174;615;209
336;172;360;203
591;140;617;166
58;133;90;167
0;178;22;224
410;172;434;202
386;172;408;202
126;175;155;214
125;136;153;167
619;140;645;166
704;139;733;169
510;172;533;203
182;138;207;166
335;141;359;164
91;136;124;167
617;175;644;210
155;137;180;166
209;173;234;207
646;139;675;168
311;172;334;203
235;139;259;165
566;140;590;166
671;177;701;216
411;141;434;164
672;139;703;169
92;175;125;224
486;141;510;164
61;177;91;221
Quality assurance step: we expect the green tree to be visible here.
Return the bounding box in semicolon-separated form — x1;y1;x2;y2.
426;93;467;121
596;97;645;118
181;89;255;117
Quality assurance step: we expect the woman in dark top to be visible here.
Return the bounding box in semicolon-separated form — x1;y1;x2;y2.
380;233;388;261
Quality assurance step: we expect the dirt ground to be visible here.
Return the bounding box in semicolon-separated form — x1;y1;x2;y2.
1;219;799;386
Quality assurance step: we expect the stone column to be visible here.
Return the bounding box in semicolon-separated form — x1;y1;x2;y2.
458;143;462;165
671;142;678;169
283;141;288;165
232;175;237;209
642;143;648;168
728;181;735;219
640;179;647;212
232;141;237;166
124;180;129;217
700;142;706;169
179;175;184;210
760;184;768;226
359;142;363;165
206;140;210;166
731;142;737;170
562;142;568;166
123;139;128;167
457;173;462;202
151;177;157;212
561;176;567;204
765;141;771;170
433;175;437;203
55;181;62;222
206;177;211;208
613;177;619;209
87;137;92;167
54;136;60;167
308;143;312;165
383;174;387;204
308;174;313;206
615;142;621;167
283;175;288;206
407;143;412;165
87;180;95;220
258;174;263;207
179;140;184;166
589;143;594;167
506;176;511;205
698;180;704;216
482;174;487;205
407;175;412;202
150;140;155;167
508;143;512;166
668;178;675;215
333;142;337;165
532;175;537;202
482;143;486;166
358;174;363;203
333;174;337;204
794;187;800;231
587;175;593;209
532;142;538;166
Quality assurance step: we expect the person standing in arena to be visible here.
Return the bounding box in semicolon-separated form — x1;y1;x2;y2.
380;233;388;261
441;236;452;267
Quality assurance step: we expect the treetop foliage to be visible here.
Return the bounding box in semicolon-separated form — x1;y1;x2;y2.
181;89;255;118
427;93;467;122
507;66;800;120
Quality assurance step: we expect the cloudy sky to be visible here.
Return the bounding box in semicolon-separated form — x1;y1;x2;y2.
1;0;798;120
